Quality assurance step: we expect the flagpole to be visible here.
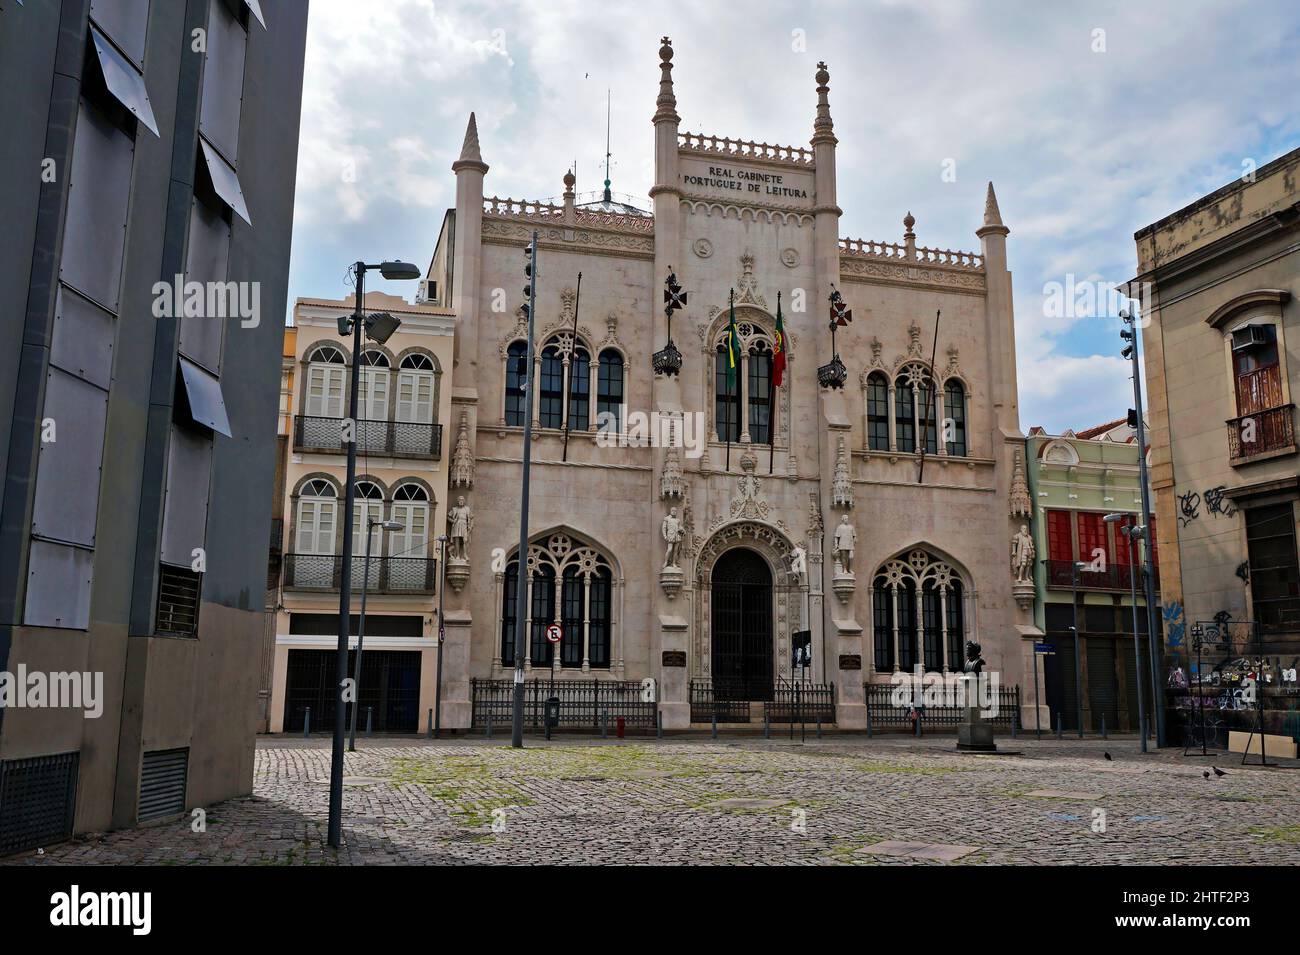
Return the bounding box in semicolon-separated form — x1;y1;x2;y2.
917;308;942;484
770;290;780;474
561;271;582;463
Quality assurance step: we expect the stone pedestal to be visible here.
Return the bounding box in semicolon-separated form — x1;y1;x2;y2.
957;702;997;752
438;608;473;729
445;557;470;594
658;614;690;729
831;570;855;604
1012;580;1034;611
831;616;867;728
659;565;684;600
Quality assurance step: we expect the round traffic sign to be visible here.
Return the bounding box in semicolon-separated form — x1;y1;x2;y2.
546;624;562;644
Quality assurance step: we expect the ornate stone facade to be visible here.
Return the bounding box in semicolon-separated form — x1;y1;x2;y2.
427;38;1036;730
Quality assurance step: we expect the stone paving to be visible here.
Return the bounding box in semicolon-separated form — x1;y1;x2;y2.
6;735;1300;865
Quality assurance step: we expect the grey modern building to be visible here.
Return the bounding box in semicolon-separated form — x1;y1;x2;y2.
0;0;307;853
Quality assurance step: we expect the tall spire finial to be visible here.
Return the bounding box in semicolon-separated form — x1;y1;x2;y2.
812;61;836;145
452;112;488;173
978;181;1009;237
603;89;613;202
654;36;679;123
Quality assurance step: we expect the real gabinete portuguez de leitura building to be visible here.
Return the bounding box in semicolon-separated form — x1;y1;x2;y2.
410;38;1047;731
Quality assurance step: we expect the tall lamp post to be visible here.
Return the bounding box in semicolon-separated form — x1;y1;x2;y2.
348;517;404;751
1070;560;1087;737
1105;512;1147;753
1120;307;1165;747
328;259;421;850
434;534;447;738
511;233;539;749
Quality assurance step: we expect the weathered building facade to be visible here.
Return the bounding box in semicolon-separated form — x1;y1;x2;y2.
428;39;1044;730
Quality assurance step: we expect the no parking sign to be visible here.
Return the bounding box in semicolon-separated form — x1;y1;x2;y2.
546;624;562;644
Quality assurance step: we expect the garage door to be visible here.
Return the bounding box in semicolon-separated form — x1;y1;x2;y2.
283;649;420;734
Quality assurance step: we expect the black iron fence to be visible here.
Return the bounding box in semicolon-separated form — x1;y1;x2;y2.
294;414;443;459
471;679;656;730
689;679;753;723
865;681;1021;730
764;681;836;724
283;554;437;594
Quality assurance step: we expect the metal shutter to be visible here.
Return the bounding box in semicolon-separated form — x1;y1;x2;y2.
0;752;79;855
1086;639;1119;734
138;748;189;822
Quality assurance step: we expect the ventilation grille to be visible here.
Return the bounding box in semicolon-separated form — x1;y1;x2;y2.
0;752;79;856
156;563;202;636
138;748;189;822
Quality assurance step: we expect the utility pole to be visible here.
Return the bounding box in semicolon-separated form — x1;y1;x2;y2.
511;233;539;748
1106;513;1147;753
1070;560;1085;738
434;534;447;738
1121;308;1165;747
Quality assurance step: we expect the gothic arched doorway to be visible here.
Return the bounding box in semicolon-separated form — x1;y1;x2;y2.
711;547;773;700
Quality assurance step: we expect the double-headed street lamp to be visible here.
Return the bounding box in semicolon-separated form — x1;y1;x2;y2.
328;259;421;850
348;517;405;752
434;534;447;739
1105;512;1148;753
1069;560;1088;738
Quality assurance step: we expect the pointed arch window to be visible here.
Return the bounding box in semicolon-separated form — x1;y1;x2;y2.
539;342;565;429
944;380;967;456
871;550;965;673
498;532;615;670
894;378;916;453
568;344;591;431
597;349;624;430
505;341;527;426
866;371;889;451
748;340;772;444
715;344;741;442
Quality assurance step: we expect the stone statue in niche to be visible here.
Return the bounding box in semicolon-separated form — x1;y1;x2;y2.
447;496;473;562
832;514;856;575
1010;523;1035;584
662;506;684;569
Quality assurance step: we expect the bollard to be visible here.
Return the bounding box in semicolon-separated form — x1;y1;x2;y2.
601;709;608;739
365;706;373;738
764;711;771;740
656;709;663;740
816;716;822;739
711;711;718;740
865;703;872;739
1011;707;1019;739
616;716;625;740
427;708;434;739
303;706;310;738
1056;713;1063;740
486;713;493;739
1101;712;1108;740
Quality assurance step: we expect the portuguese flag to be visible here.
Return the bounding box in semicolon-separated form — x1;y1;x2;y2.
772;291;786;387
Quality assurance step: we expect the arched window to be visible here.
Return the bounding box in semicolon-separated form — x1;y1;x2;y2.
866;372;889;451
499;531;615;669
539;342;564;429
397;353;436;425
894;378;916;453
389;483;430;590
871;550;965;673
918;380;939;455
304;345;345;418
597;349;624;430
292;479;337;588
357;350;390;420
505;341;527;426
748;340;772;444
568;345;590;431
944;380;967;456
351;480;385;555
715;344;741;442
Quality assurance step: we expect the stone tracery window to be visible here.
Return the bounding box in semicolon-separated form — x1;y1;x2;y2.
863;361;968;457
871;549;965;673
499;532;615;670
713;321;775;443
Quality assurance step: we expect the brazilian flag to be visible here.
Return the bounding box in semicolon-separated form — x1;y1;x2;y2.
724;292;741;389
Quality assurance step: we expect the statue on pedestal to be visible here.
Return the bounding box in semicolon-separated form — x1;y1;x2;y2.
1010;524;1035;584
661;506;683;569
832;515;856;575
447;496;473;562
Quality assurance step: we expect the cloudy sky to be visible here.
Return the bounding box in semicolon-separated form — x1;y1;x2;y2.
285;0;1300;433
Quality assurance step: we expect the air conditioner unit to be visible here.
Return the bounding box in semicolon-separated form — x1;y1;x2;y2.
1231;325;1268;351
415;278;437;305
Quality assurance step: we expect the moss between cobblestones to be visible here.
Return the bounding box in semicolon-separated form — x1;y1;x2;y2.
388;755;533;828
1249;824;1300;843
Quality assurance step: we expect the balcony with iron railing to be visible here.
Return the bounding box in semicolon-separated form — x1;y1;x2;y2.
294;414;442;459
1227;404;1296;464
1045;558;1159;593
282;554;437;595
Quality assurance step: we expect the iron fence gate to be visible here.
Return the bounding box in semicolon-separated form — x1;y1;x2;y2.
765;681;836;724
689;679;753;723
283;649;421;734
865;682;1021;730
471;679;656;730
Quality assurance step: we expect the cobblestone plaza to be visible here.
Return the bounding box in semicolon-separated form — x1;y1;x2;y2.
8;737;1298;866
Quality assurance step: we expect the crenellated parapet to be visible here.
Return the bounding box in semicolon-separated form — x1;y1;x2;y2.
483;195;656;236
839;236;984;271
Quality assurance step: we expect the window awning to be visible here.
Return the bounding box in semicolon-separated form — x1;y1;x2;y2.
89;26;159;136
198;138;252;225
244;0;267;29
178;356;232;437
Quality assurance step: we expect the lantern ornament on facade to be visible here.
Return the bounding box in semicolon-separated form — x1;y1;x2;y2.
653;268;687;376
818;285;852;389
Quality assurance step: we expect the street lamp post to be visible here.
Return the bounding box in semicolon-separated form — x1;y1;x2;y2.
511;233;539;749
1121;307;1166;747
1106;513;1148;753
349;518;404;752
1070;560;1087;738
434;534;447;739
328;258;421;849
